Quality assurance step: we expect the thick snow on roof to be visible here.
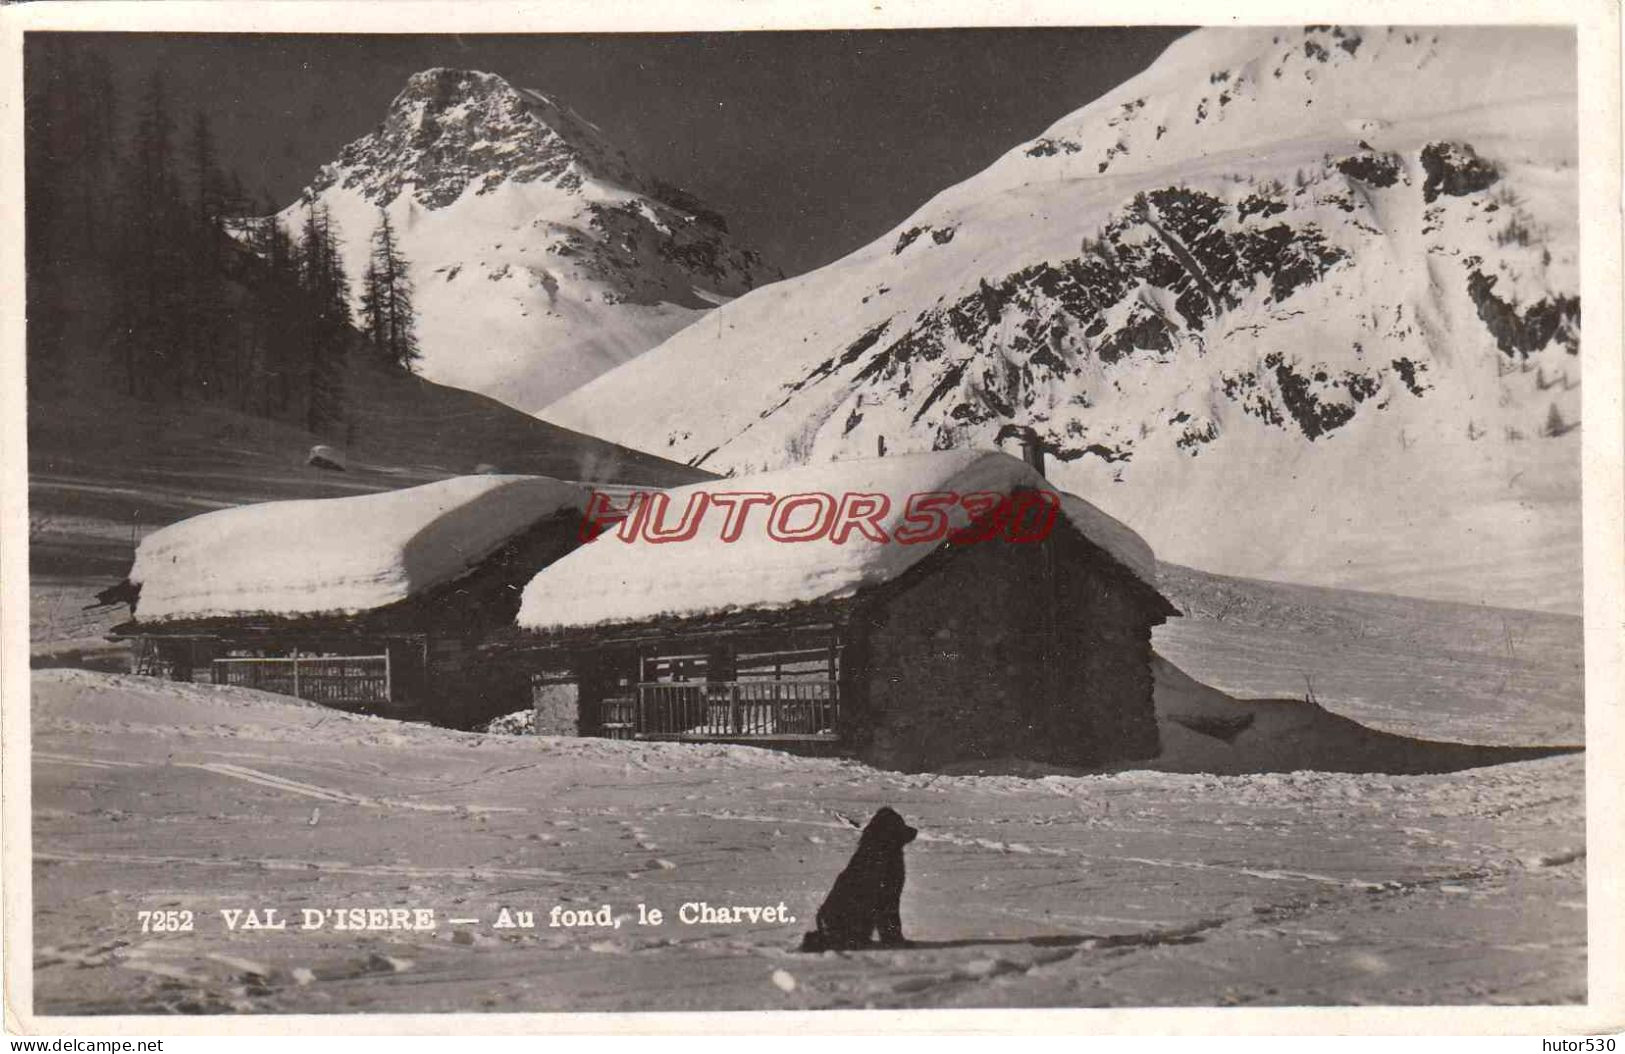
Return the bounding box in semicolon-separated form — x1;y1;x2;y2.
131;475;588;623
517;450;1161;632
1056;492;1157;588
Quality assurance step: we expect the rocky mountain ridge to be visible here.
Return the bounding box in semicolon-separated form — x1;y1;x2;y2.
544;26;1583;612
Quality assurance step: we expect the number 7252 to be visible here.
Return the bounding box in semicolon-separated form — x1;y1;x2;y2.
137;909;194;932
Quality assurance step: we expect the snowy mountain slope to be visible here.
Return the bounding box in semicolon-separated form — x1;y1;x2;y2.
544;27;1582;612
275;69;779;412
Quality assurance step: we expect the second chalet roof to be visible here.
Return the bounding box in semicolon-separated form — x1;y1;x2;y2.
129;474;589;624
516;450;1165;633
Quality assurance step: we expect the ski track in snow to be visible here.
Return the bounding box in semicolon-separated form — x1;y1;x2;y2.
35;850;588;885
42;745;1529;894
29;661;1584;1012
177;762;526;815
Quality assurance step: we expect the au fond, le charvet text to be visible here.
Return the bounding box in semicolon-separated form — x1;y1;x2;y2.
141;902;795;934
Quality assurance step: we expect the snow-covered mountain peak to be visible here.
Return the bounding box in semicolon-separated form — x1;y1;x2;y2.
889;26;1575;265
309;67;648;210
278;68;780;413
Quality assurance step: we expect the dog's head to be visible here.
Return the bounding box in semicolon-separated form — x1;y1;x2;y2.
864;806;918;846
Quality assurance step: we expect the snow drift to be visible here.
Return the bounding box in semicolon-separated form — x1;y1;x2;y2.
129;475;588;623
517;450;1160;631
1141;654;1573;776
544;26;1582;613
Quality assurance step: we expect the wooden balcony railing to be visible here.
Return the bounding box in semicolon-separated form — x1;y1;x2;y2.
212;655;391;709
612;680;840;741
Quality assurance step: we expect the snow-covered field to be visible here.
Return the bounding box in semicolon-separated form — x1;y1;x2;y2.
28;667;1583;1014
1152;564;1584;749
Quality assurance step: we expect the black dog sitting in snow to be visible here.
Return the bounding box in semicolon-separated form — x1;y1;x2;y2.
800;807;918;952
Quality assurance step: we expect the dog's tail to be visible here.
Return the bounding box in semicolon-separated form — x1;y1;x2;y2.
798;931;827;953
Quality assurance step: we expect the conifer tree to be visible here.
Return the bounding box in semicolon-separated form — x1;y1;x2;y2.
252;190;297;280
112;71;188;398
242;192;307;418
296;199;351;433
359;210;420;372
29;48;366;436
222;171;249;220
191;111;224;241
24;41;118;386
181;110;234;397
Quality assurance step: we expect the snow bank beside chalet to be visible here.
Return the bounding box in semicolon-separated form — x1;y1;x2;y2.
517;450;1159;632
130;475;587;623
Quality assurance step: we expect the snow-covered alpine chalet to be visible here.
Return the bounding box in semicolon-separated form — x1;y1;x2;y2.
103;450;1178;769
103;476;594;727
503;449;1178;771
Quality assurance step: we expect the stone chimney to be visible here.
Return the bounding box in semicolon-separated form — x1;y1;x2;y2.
996;424;1047;478
1020;433;1046;477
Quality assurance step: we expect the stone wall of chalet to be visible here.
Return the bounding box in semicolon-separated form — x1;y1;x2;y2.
858;540;1051;770
856;533;1162;771
1051;532;1162;763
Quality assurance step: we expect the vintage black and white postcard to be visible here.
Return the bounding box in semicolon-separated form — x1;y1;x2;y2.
2;0;1620;1036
